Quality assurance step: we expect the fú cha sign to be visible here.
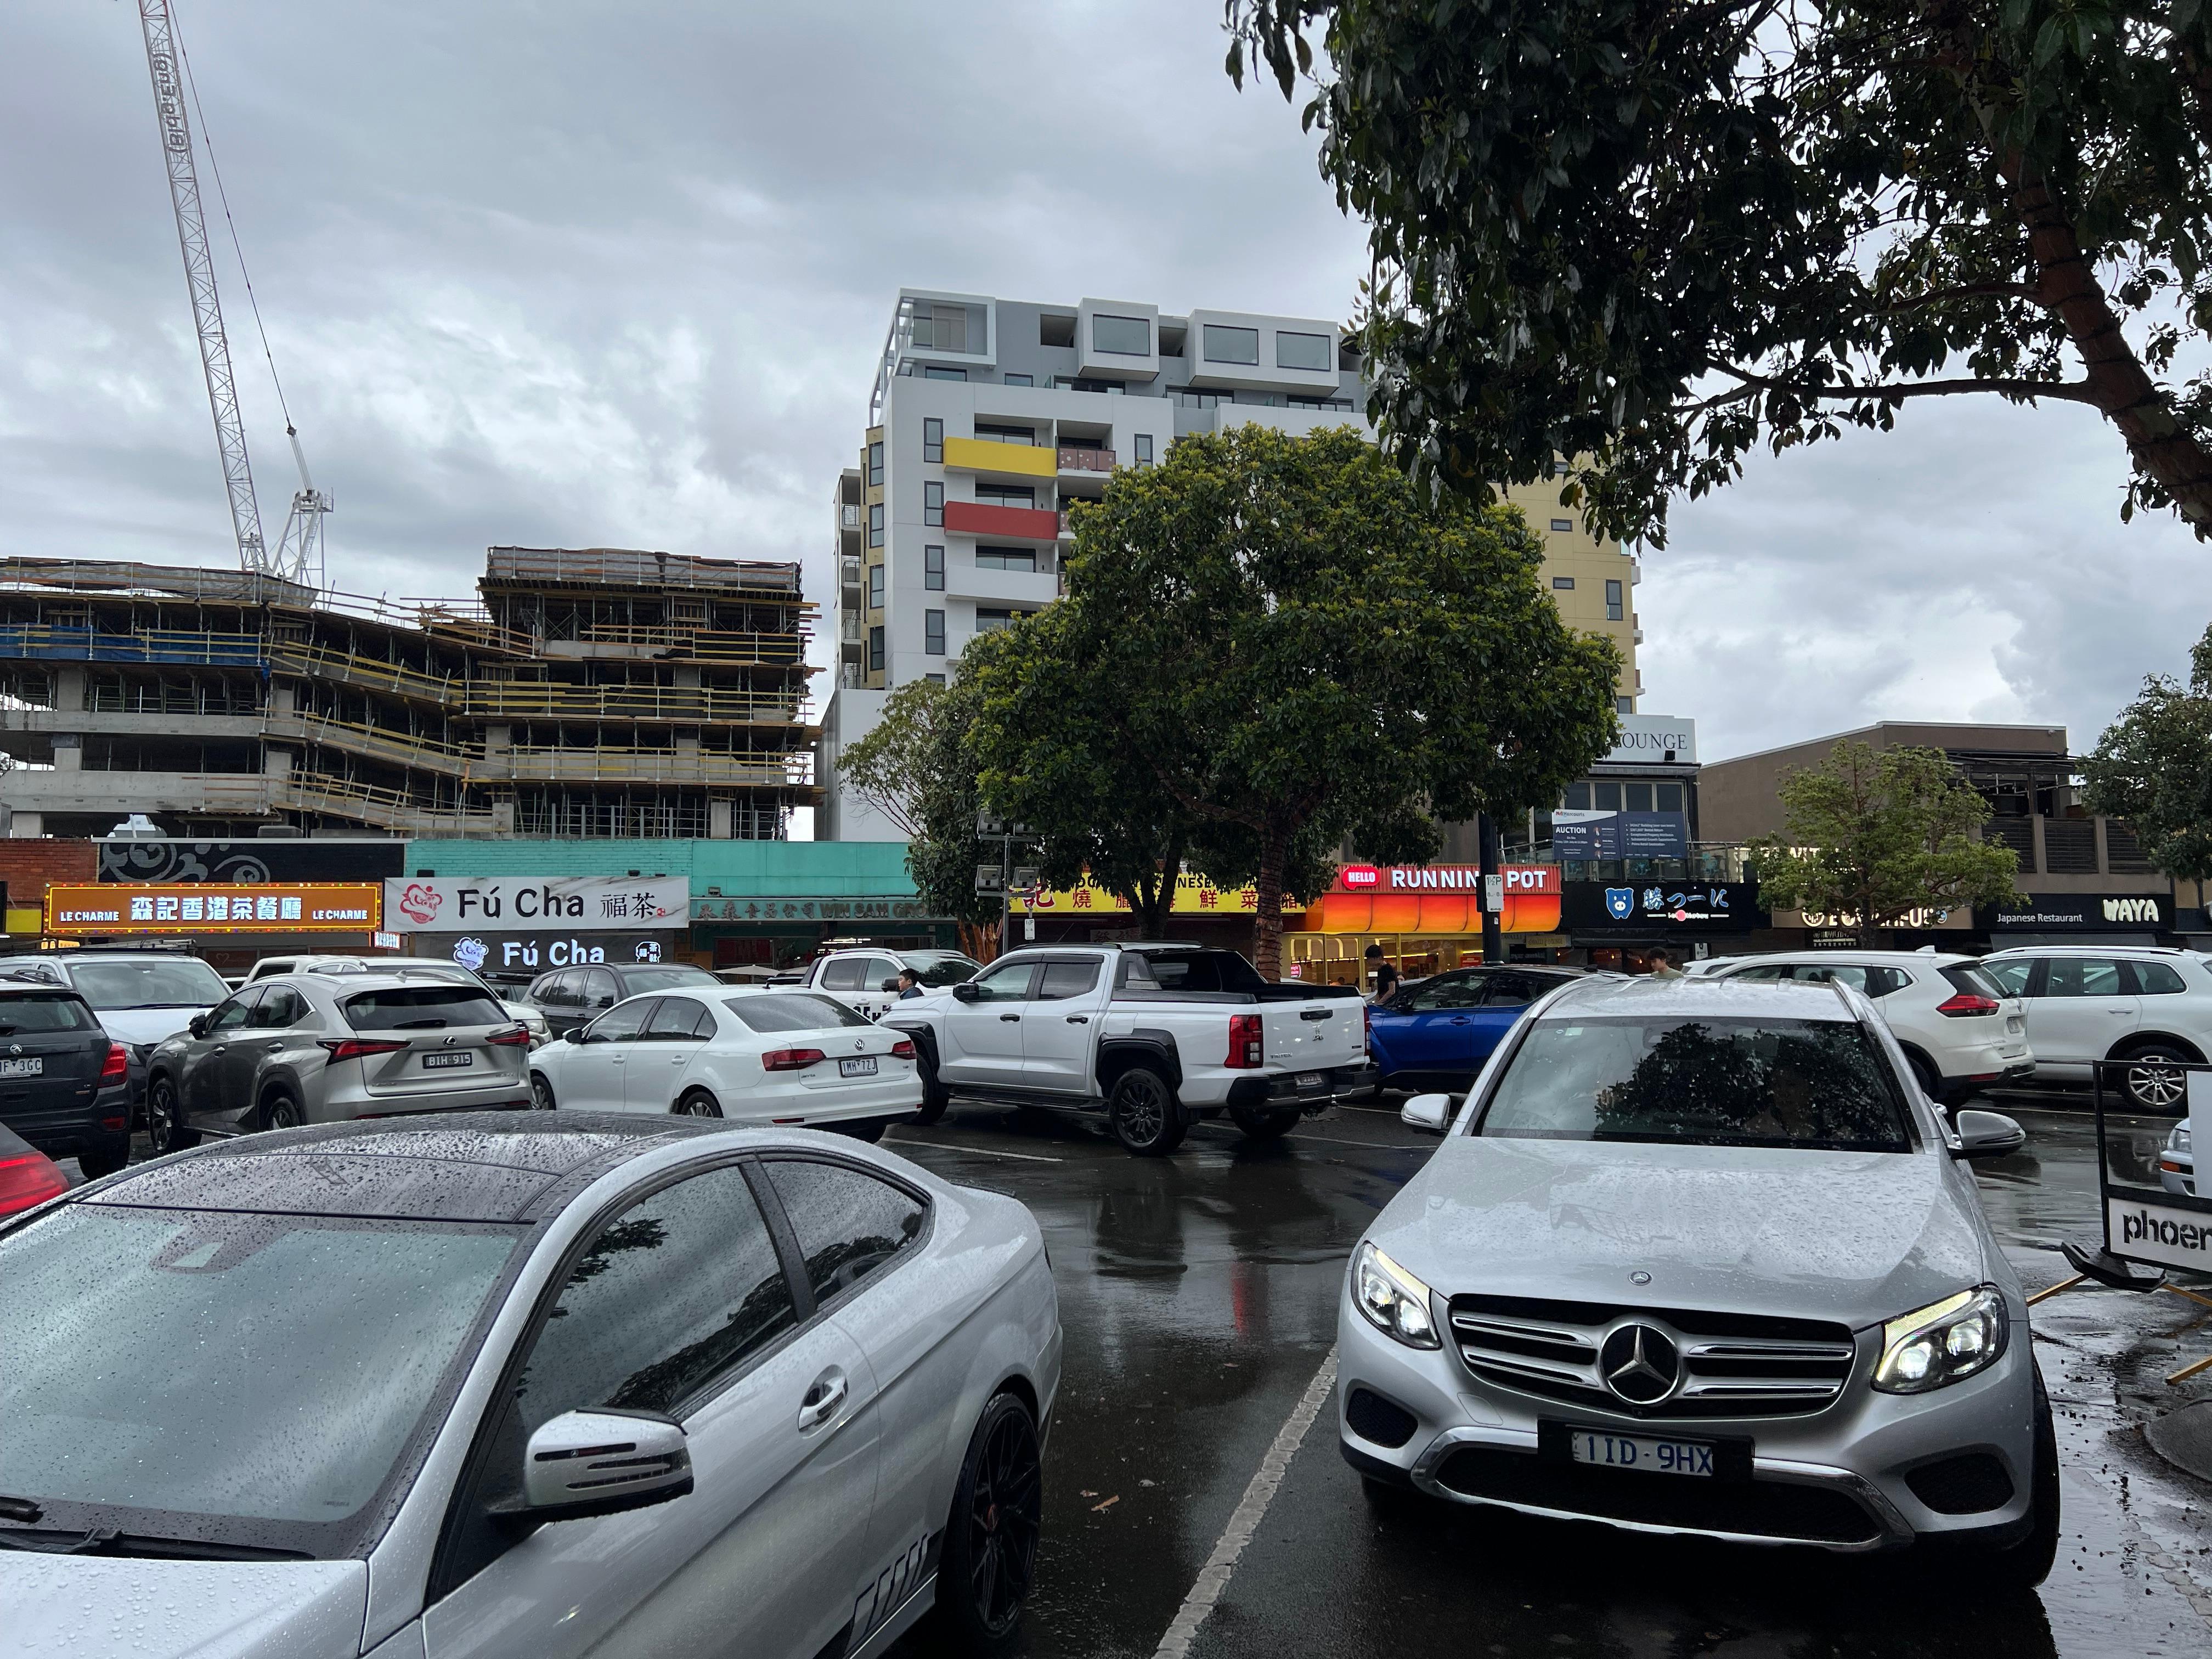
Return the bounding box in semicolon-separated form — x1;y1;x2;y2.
45;883;382;936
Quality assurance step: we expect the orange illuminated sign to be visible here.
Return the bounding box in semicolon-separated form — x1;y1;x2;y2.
45;883;383;936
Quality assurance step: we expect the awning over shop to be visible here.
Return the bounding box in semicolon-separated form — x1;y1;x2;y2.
1291;890;1562;935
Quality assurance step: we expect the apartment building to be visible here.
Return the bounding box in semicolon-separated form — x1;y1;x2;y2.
0;550;819;840
821;288;1644;839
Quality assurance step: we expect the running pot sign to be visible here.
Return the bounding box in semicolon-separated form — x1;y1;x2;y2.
385;875;689;933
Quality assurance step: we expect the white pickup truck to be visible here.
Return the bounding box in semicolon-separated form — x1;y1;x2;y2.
788;947;984;1021
882;941;1376;1155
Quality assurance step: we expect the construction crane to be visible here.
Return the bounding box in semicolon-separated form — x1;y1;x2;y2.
134;0;328;586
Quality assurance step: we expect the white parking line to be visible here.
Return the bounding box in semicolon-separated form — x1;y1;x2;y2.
882;1133;1063;1164
1153;1345;1338;1658
1288;1131;1429;1153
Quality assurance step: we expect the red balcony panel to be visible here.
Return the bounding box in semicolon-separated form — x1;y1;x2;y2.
944;501;1060;541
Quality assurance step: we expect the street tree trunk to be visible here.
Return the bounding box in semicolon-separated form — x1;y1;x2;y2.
1251;826;1289;981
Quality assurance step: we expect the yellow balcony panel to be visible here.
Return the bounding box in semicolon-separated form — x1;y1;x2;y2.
943;437;1057;481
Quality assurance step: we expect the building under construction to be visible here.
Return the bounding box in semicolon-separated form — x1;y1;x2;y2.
0;549;819;840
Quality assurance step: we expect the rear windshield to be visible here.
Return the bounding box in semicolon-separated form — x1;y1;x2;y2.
1122;950;1267;993
1940;964;2007;1000
64;957;229;1011
906;956;980;988
343;985;510;1032
721;994;872;1033
617;966;718;996
1479;1016;1912;1152
0;993;95;1034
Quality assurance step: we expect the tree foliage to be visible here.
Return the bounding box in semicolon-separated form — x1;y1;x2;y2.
1748;741;2022;943
974;423;1622;977
1228;0;2212;543
2080;621;2212;880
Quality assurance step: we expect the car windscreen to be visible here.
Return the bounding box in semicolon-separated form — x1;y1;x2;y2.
343;985;510;1031
617;966;718;995
1478;1016;1912;1152
0;1203;521;1553
0;992;97;1034
722;993;872;1032
63;957;229;1011
907;956;981;987
1128;950;1267;993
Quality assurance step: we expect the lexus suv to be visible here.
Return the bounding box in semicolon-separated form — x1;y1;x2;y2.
1342;974;2057;1587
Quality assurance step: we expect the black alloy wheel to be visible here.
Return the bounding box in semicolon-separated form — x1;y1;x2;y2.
147;1075;197;1154
674;1089;723;1118
930;1391;1042;1654
1109;1066;1186;1156
2118;1044;2192;1113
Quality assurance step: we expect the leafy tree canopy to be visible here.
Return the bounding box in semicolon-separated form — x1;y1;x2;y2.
981;423;1621;977
1748;741;2022;942
2081;622;2212;879
1228;0;2212;543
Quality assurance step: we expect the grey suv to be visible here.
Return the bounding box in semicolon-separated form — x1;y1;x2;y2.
145;973;532;1150
1344;974;2056;1587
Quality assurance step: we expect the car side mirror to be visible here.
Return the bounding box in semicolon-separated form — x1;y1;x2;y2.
1402;1092;1453;1134
187;1013;208;1040
519;1408;691;1521
952;982;981;1002
879;978;902;992
1951;1109;2026;1159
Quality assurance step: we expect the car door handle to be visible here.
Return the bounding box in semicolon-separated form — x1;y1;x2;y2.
1000;1013;1022;1022
1066;1014;1088;1024
798;1370;848;1431
1448;1017;1471;1025
210;1045;226;1055
266;1041;284;1052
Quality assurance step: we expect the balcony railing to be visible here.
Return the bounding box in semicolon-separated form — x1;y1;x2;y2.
944;500;1060;541
1057;447;1114;473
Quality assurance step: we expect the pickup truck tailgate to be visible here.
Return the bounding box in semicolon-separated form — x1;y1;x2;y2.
1266;1000;1366;1069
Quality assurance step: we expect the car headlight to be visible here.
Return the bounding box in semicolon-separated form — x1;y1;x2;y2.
1873;1286;2007;1394
1352;1242;1440;1349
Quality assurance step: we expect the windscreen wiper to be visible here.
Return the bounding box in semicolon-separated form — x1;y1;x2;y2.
0;1524;307;1560
390;1018;450;1030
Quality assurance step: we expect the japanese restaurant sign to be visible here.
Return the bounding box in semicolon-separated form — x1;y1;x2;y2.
46;882;382;936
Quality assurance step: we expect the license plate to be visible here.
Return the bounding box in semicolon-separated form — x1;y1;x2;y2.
0;1057;42;1078
1569;1429;1714;1477
1297;1072;1323;1087
839;1056;878;1078
421;1051;473;1070
2006;1018;2024;1034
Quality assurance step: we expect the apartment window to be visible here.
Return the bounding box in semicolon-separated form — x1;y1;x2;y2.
1093;314;1150;356
1176;388;1224;408
975;607;1029;634
1550;518;1575;533
924;609;946;655
867;626;884;673
1003;373;1033;387
924;544;945;591
1553;458;1572;477
974;422;1036;444
867;563;884;609
924;366;967;381
1552;576;1575;590
1134;433;1153;468
922;418;943;463
1657;782;1684;812
1605;579;1624;621
1616;696;1635;715
867;504;883;548
977;546;1036;572
976;483;1036;507
1202;324;1260;365
1053;376;1125;394
868;441;883;487
926;672;946;685
1287;396;1353;410
910;300;985;354
1276;331;1331;370
924;482;943;527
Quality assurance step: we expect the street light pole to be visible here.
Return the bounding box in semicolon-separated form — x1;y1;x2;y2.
1479;810;1503;964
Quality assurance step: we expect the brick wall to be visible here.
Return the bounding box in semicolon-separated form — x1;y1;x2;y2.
0;840;99;929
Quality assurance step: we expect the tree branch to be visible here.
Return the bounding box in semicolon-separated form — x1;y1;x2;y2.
1881;280;2050;313
1706;360;2098;405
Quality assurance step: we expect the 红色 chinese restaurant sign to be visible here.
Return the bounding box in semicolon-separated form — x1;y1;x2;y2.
384;876;689;934
1013;874;1302;916
46;882;382;936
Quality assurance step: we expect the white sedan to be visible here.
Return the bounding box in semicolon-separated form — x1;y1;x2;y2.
529;988;922;1138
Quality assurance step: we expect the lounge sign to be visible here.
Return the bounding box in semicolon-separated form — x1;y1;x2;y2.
47;882;381;935
385;876;689;933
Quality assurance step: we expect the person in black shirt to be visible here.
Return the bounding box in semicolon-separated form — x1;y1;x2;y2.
1365;943;1399;1001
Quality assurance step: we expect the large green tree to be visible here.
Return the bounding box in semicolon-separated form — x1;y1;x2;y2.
1228;1;2212;543
1748;741;2022;944
975;423;1622;978
2081;621;2212;880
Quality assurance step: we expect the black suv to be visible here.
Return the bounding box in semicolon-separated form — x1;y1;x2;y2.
522;961;719;1040
0;980;132;1177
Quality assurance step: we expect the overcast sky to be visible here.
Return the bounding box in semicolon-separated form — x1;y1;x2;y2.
3;0;2204;771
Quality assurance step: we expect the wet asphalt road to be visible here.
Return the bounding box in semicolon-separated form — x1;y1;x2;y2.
864;1093;2212;1659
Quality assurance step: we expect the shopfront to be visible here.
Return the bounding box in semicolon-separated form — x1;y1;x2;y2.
42;880;387;970
1976;891;2178;946
1558;878;1768;970
386;875;691;983
1286;865;1565;986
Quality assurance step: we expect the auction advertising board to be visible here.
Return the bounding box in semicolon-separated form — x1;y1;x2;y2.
385;875;689;933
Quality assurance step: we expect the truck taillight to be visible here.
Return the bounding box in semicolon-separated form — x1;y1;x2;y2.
1227;1012;1263;1069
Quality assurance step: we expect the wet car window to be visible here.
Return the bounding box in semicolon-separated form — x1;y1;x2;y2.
0;993;97;1034
516;1163;795;1429
1035;960;1102;1001
1479;1017;1912;1152
643;997;713;1040
581;1001;654;1043
2042;958;2125;997
64;957;229;1011
0;1204;518;1537
820;957;868;990
2135;960;2188;995
910;956;981;988
1401;972;1485;1012
1140;951;1266;994
1980;958;2032;996
344;985;509;1031
721;993;872;1032
763;1160;927;1304
616;967;718;996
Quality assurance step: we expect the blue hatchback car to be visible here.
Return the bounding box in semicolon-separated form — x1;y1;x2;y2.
1365;965;1586;1091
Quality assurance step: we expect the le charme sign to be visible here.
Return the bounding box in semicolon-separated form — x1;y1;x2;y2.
385;876;689;934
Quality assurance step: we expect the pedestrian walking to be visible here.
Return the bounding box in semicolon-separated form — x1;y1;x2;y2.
1649;948;1684;980
1365;943;1399;1001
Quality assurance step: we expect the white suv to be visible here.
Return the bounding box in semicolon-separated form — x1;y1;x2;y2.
1976;945;2212;1112
1685;950;2032;1103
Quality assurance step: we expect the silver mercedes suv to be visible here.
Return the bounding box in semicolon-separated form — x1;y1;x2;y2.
1342;974;2056;1588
